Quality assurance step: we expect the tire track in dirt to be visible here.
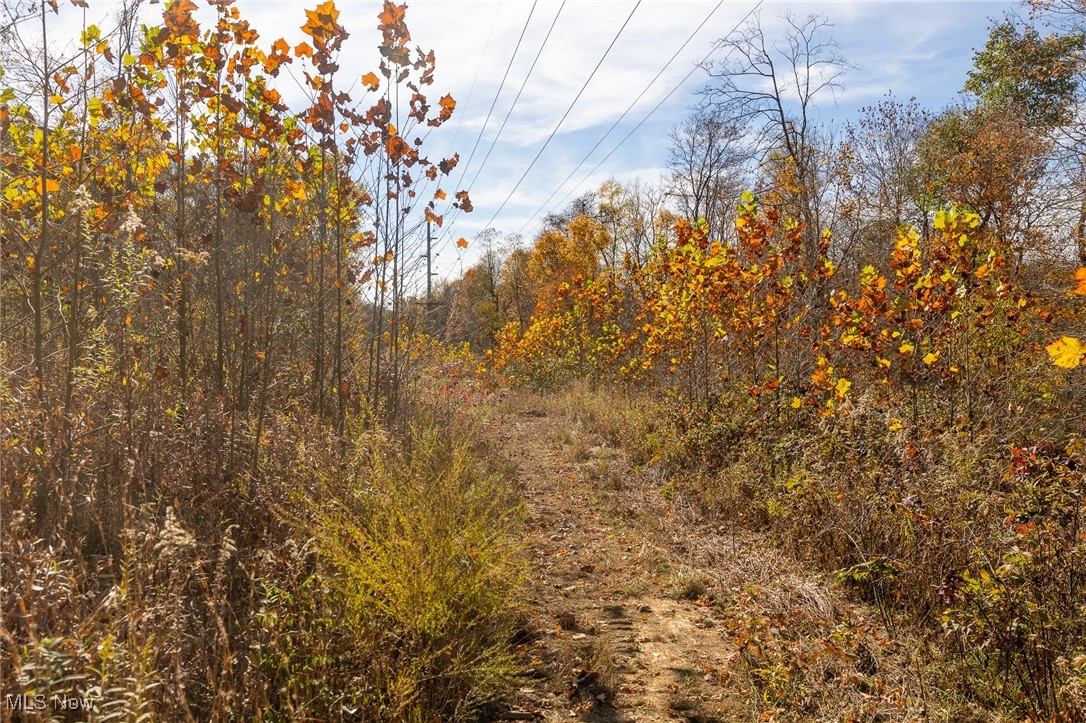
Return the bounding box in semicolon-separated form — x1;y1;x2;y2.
491;402;745;722
486;392;942;722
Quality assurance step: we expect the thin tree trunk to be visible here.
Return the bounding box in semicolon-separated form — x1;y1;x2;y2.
32;0;52;528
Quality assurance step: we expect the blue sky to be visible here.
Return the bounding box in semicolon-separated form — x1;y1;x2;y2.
414;0;1020;279
35;0;1021;281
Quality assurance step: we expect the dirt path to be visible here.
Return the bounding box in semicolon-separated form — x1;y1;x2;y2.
490;401;742;722
486;392;937;722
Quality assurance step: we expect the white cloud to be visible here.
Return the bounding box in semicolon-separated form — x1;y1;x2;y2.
22;0;1016;262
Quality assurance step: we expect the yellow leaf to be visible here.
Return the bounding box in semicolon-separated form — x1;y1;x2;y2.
889;418;903;432
899;341;915;356
125;314;132;326
877;357;891;368
923;351;939;365
791;396;803;409
1046;336;1084;369
835;378;851;399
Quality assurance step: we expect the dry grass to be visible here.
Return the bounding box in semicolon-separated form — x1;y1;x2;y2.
1;403;524;721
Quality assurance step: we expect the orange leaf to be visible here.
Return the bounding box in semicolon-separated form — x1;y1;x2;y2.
35;177;60;195
362;72;380;91
378;1;406;30
456;238;468;249
1073;267;1086;296
386;136;411;164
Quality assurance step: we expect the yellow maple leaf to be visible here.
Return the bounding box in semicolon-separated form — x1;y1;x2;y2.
1046;336;1084;369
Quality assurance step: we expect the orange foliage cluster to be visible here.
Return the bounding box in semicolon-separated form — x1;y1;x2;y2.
490;192;1084;420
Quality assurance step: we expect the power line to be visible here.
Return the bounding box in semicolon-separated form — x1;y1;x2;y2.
514;0;735;239
444;1;503;156
450;0;539;199
405;1;503;214
436;0;760;280
478;0;643;231
418;1;539;271
465;1;566;193
522;0;763;241
427;0;566;268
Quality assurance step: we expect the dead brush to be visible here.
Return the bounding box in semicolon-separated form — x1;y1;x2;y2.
2;394;523;721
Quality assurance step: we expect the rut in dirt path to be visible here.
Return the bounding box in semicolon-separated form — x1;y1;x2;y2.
491;401;745;722
487;392;941;723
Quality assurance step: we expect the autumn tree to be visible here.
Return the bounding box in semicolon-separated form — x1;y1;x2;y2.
700;11;852;266
666;111;749;241
355;1;468;419
527;213;611;312
841;95;932;268
918;19;1083;262
499;244;535;328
